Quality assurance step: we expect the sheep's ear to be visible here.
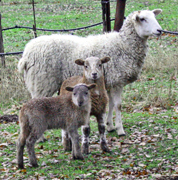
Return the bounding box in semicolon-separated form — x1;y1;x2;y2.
87;83;96;90
152;9;162;16
65;86;74;92
101;57;110;64
75;59;85;66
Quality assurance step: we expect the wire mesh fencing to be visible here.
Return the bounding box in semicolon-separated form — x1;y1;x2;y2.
0;0;177;56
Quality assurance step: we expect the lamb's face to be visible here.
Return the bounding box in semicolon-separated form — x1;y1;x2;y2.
75;56;110;81
132;9;162;39
84;57;103;80
66;83;96;107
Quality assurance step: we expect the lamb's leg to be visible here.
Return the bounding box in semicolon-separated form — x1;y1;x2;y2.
69;129;84;160
110;87;125;136
17;135;26;169
36;135;46;143
106;91;115;132
97;114;110;153
81;125;90;154
26;131;40;167
62;130;72;151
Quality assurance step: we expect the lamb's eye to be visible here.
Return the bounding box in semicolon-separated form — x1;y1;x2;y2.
73;93;76;96
85;92;88;95
85;65;88;69
99;64;102;68
140;18;145;22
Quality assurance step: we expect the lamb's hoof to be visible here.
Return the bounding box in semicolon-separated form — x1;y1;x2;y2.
73;154;84;160
82;143;90;154
37;137;47;143
32;163;39;168
101;142;111;153
64;146;72;152
18;164;24;169
63;139;72;151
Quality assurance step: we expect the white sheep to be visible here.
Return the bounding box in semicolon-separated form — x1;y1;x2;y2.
60;56;110;154
16;83;96;169
18;9;162;136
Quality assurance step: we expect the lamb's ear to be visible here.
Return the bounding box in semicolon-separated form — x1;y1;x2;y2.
135;14;140;22
65;86;74;92
87;83;96;90
75;59;85;66
152;9;162;16
101;57;110;64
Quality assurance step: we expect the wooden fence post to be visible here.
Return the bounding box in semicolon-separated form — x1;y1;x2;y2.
114;0;126;32
101;0;111;32
32;0;37;38
0;13;5;67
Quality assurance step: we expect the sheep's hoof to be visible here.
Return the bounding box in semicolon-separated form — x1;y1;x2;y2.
107;129;116;133
116;128;126;136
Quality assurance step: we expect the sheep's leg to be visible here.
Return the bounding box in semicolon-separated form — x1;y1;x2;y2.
81;125;90;154
26;130;41;167
17;135;26;169
69;129;84;160
62;130;72;151
110;87;126;136
97;114;110;153
106;91;116;132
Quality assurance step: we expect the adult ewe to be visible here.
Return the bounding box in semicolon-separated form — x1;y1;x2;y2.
18;9;162;136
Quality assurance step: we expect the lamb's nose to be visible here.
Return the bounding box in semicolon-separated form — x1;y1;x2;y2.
78;101;83;107
92;73;97;79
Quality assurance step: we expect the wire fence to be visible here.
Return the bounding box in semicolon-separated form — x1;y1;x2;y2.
0;0;178;58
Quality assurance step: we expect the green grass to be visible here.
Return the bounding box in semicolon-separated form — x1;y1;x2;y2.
0;0;178;179
0;109;177;179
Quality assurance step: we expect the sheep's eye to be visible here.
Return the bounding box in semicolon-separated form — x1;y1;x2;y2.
85;92;88;95
73;93;76;96
85;65;88;69
99;64;102;68
140;18;145;22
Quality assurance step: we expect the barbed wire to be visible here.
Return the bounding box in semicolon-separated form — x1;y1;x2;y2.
2;19;115;32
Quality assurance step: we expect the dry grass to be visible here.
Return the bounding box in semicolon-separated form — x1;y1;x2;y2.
0;56;30;114
0;36;177;115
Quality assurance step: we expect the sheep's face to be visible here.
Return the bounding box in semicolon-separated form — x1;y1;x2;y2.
75;57;110;81
132;9;162;39
66;83;96;107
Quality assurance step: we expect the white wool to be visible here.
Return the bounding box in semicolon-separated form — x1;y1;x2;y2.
18;9;162;99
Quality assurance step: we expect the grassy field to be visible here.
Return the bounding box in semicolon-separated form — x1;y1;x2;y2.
0;0;178;179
